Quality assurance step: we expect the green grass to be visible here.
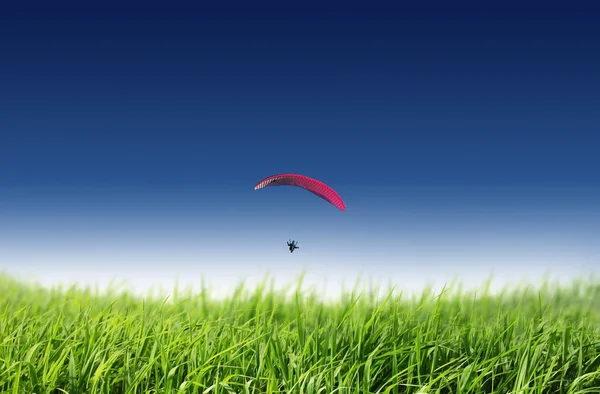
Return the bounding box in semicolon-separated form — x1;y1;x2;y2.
1;273;599;394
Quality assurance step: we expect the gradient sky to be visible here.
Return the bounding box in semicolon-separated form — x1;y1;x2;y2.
1;3;599;297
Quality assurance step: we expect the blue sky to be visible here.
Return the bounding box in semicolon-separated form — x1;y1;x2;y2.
1;3;599;297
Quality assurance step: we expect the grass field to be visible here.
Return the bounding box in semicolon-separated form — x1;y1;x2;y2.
1;273;599;394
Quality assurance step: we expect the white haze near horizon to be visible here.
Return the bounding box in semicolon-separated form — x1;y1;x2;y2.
3;185;600;301
3;248;598;302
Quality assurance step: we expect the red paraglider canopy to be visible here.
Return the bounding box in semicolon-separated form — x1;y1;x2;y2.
254;173;346;211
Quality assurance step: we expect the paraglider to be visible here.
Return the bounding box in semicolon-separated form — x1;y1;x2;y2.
287;239;299;253
254;173;346;211
254;173;346;252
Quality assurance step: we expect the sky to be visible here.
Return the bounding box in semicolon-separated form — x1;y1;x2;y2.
1;3;599;299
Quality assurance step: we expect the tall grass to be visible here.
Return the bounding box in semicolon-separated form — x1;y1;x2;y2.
0;273;599;393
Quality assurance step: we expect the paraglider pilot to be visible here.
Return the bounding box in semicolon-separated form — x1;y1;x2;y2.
287;239;299;253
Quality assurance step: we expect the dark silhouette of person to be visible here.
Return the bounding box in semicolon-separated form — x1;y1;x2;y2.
287;239;299;253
